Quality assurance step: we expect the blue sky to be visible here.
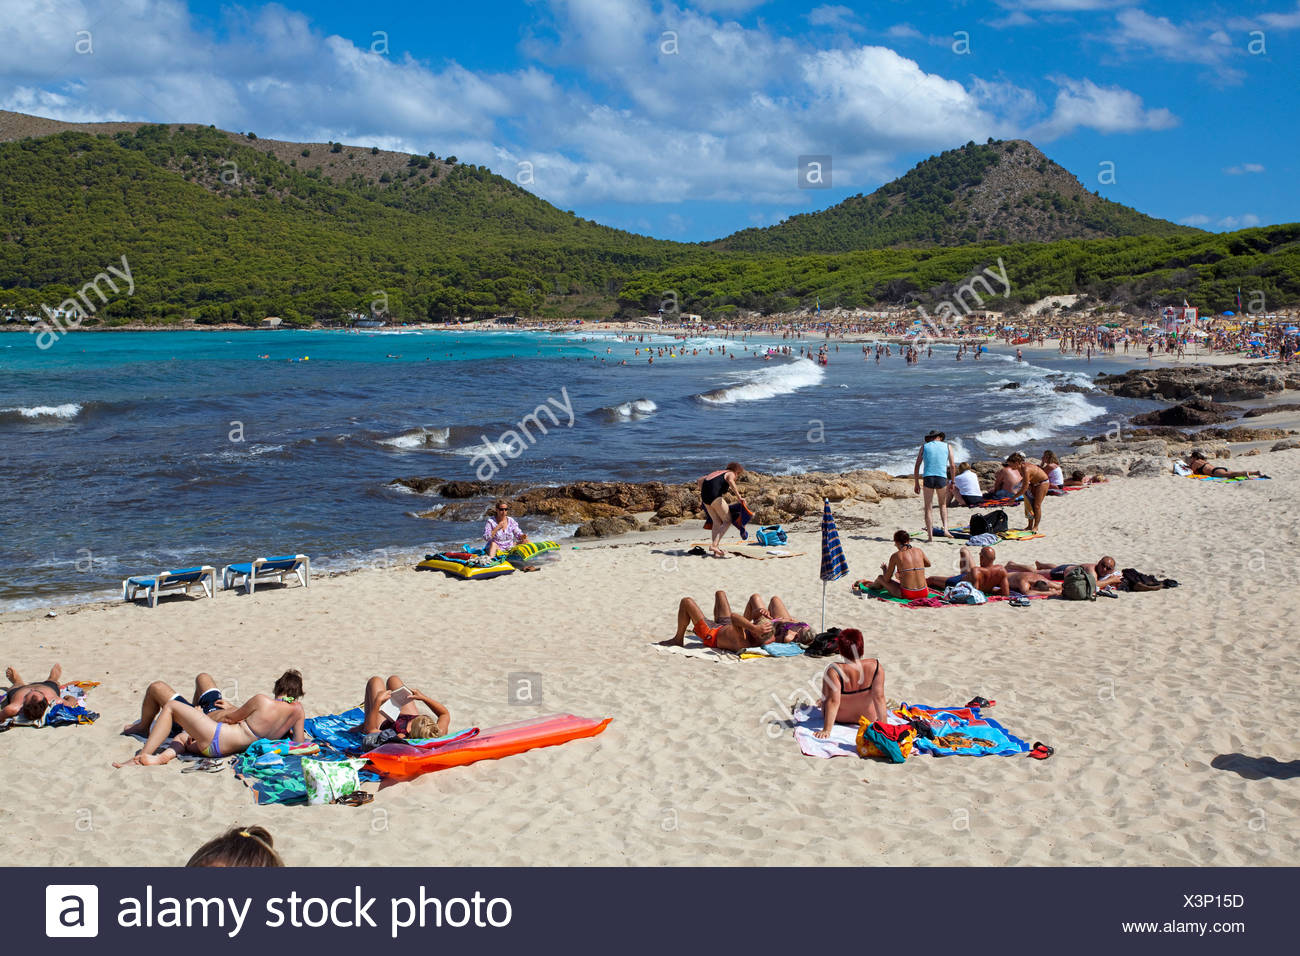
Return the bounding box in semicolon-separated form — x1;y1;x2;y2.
1;0;1296;241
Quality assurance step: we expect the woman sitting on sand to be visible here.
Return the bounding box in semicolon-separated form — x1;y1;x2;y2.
1187;450;1263;479
866;530;931;601
949;462;984;506
114;671;307;767
697;462;746;558
813;629;885;739
484;500;529;557
1041;450;1064;488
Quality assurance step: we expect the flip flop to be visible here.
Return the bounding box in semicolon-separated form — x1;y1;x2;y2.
964;696;996;709
181;758;226;774
1098;586;1118;598
334;790;374;806
1028;741;1054;760
1009;596;1031;607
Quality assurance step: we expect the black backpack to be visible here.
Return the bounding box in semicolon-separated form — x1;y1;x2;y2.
805;628;840;657
971;510;1008;537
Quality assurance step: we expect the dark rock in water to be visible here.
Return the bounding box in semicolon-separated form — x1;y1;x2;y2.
1054;383;1094;394
1074;426;1188;444
1000;381;1020;390
1243;403;1300;418
1130;399;1242;427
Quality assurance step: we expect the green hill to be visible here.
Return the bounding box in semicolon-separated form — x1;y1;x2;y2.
711;140;1198;254
0;119;688;323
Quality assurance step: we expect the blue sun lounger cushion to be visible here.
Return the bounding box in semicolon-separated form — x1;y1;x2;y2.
221;554;311;595
122;566;216;608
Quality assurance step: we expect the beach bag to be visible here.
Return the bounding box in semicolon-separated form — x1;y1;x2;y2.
984;510;1009;535
1061;566;1098;601
856;717;916;763
756;525;787;547
943;581;986;605
969;512;988;536
303;757;367;805
804;627;840;656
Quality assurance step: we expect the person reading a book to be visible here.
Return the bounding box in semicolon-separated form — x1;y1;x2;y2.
361;675;450;747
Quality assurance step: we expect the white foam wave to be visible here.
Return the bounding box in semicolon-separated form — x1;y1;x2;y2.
450;439;516;457
2;403;82;420
696;358;825;405
599;398;658;422
379;426;451;450
974;392;1105;447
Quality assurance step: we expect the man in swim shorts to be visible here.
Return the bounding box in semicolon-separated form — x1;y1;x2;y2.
1006;570;1061;596
1006;556;1119;586
1;662;66;723
664;591;776;650
926;546;1010;597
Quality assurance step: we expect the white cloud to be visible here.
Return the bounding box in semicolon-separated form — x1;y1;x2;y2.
1178;214;1211;226
808;5;860;31
1033;77;1177;139
1109;8;1242;80
0;0;1182;210
1218;214;1261;229
998;0;1125;9
1224;163;1265;175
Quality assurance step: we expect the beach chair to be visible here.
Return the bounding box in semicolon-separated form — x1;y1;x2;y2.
221;554;311;595
121;566;216;607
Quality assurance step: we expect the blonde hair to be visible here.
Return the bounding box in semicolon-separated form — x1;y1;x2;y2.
407;715;440;739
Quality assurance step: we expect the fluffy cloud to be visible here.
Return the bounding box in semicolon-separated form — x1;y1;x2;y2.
1224;163;1265;175
0;0;1179;209
1108;8;1242;80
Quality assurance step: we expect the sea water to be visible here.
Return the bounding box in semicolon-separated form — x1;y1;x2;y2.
0;328;1155;610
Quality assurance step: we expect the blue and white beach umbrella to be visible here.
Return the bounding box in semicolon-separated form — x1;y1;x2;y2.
819;498;848;631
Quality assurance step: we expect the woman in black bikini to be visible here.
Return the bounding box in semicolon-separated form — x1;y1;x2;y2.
1188;451;1262;479
814;629;885;738
697;462;746;558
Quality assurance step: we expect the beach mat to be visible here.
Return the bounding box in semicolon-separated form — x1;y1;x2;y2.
1186;474;1270;482
854;583;943;604
792;705;1030;758
688;544;805;559
654;635;804;663
999;529;1046;541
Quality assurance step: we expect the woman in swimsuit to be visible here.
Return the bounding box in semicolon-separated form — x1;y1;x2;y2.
664;590;774;650
868;530;931;600
1188;451;1262;479
1007;453;1049;532
697;462;746;558
114;675;307;767
814;629;885;738
742;593;812;644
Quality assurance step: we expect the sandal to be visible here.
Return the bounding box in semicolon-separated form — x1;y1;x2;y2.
1009;596;1031;607
1098;586;1118;598
1028;741;1054;760
333;790;374;806
181;758;226;774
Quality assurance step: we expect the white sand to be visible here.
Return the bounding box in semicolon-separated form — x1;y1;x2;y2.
3;450;1298;866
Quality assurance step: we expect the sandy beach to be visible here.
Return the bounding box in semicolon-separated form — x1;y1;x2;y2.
3;439;1297;867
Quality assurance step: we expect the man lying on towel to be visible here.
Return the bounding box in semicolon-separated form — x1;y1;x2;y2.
1;662;69;724
663;590;809;650
115;670;307;767
1005;555;1119;586
926;546;1011;598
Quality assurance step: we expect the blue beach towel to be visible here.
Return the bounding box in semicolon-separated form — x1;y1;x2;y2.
900;702;1030;757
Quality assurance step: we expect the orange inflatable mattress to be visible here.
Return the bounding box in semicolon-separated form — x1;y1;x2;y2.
364;713;612;780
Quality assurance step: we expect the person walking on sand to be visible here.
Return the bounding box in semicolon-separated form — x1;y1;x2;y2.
913;431;955;541
697;462;746;558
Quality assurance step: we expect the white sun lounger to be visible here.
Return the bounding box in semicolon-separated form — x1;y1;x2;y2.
121;566;216;607
221;554;311;594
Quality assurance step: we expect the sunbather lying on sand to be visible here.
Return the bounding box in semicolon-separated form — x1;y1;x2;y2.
361;675;450;745
865;531;932;600
1;662;66;723
122;672;230;737
114;670;307;767
926;545;1010;598
1187;451;1263;479
1006;570;1061;595
742;593;812;643
1006;556;1119;586
814;629;885;738
663;590;777;650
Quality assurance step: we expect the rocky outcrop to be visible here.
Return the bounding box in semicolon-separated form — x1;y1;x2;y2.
1130;399;1242;427
1097;364;1300;402
1244;403;1300;418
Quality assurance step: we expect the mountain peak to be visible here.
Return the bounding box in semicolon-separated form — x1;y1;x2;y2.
711;138;1197;252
